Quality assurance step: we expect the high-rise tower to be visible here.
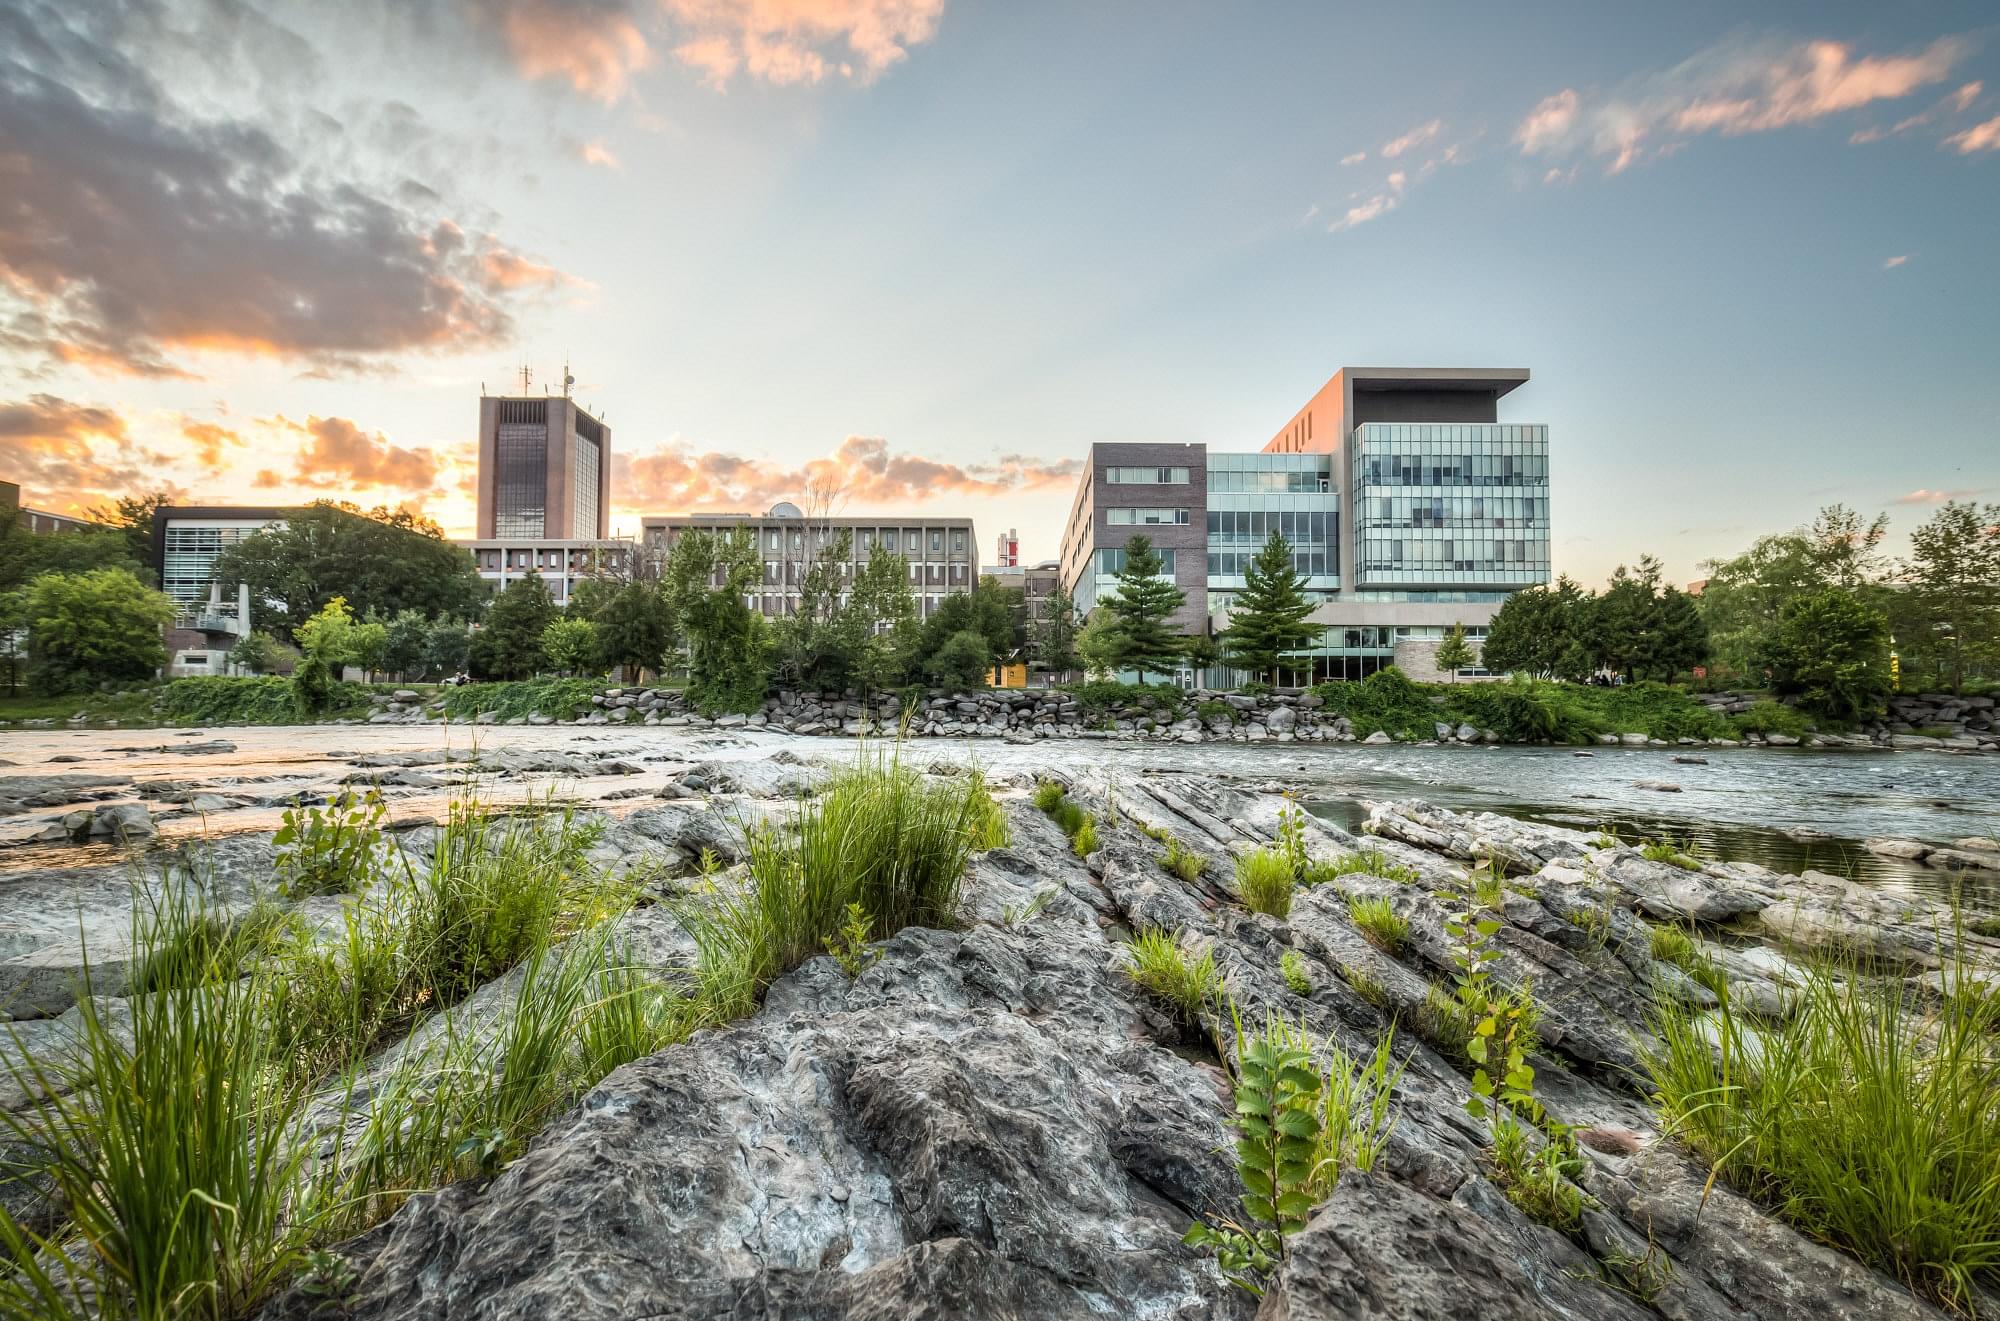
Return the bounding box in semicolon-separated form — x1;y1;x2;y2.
475;392;611;539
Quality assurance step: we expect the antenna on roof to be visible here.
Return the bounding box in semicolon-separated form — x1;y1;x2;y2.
518;364;532;393
563;355;574;399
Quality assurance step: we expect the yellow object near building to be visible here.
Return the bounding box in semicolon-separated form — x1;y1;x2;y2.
988;662;1028;689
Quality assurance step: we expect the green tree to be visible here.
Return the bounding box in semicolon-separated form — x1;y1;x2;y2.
662;529;770;713
295;597;361;664
425;617;471;678
90;492;173;569
471;573;557;680
1098;536;1187;682
1075;610;1123;680
379;609;432;679
925;629;992;689
348;619;387;680
1433;624;1475;682
1221;532;1318;685
1900;500;2000;693
1592;556;1708;681
1030;588;1081;678
541;616;599;676
564;574;623;624
0;589;28;693
24;568;175;694
1697;504;1889;679
1765;588;1890;722
1479;579;1587;678
0;520;153;593
595;582;673;679
227;630;286;676
915;576;1022;672
852;546;920;699
774;530;862;691
213;502;486;640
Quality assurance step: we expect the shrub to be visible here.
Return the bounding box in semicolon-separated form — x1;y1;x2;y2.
438;677;606;723
1236;847;1296;918
1644;953;2000;1312
1279;949;1312;994
1161;835;1209;883
1032;780;1066;814
291;650;338;716
274;789;390;897
1196;699;1236;724
1121;929;1222;1025
1491;1120;1585;1232
1071;816;1100;857
1346;895;1408;954
1733;699;1813;738
1066;680;1186;717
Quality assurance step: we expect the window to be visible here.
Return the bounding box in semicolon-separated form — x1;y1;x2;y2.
1107;507;1189;525
931;531;942;552
1105;466;1190;484
952;530;965;552
1096;547;1177;575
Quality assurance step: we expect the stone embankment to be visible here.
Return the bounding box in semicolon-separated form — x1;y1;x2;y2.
367;685;2000;751
6;746;1994;1317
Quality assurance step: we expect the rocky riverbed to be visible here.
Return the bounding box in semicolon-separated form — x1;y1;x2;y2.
4;743;1997;1319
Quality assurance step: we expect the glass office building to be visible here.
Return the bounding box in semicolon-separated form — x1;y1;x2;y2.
1350;422;1550;588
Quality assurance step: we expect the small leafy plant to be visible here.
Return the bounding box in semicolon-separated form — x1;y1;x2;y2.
1279;950;1312;995
1639;838;1702;871
824;901;878;977
274;789;390;897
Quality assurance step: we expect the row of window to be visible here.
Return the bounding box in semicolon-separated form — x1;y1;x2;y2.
646;526;969;556
1356;454;1548;487
1095;547;1178;575
1106;507;1190;526
1205;509;1333;545
1362;495;1542;527
1354;423;1547;453
1104;466;1190;484
1208;551;1333;578
1360;538;1543;565
1206;469;1331;494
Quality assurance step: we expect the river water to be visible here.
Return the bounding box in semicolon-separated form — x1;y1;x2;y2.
4;724;1997;900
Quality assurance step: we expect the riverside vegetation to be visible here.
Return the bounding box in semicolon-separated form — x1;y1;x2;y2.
2;747;1998;1317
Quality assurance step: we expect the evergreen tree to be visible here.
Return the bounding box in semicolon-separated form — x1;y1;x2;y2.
1479;583;1573;677
473;573;556;679
1031;588;1081;678
1099;536;1187;683
1432;624;1475;682
1221;531;1318;685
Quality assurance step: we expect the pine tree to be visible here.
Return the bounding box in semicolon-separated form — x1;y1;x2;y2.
1221;531;1318;685
1433;624;1474;682
1100;535;1187;683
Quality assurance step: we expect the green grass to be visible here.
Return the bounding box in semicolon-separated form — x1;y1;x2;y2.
1120;929;1223;1025
1279;949;1312;995
1639;839;1703;871
1337;962;1388;1008
1308;849;1422;886
1160;835;1208;883
1970;917;2000;939
1491;1119;1586;1233
1308;669;1743;745
436;677;608;722
677;749;989;1020
1647;921;1727;996
0;676;376;728
1235;847;1296;919
1644;953;2000;1312
1346;895;1409;955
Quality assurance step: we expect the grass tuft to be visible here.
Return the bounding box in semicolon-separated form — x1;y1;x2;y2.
1235;848;1296;918
1279;949;1312;995
1160;835;1209;883
1121;929;1223;1025
1347;895;1409;955
1644;949;2000;1312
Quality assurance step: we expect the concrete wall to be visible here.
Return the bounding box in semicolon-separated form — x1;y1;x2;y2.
1393;636;1499;684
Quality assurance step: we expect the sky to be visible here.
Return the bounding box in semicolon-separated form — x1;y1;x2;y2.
3;0;1997;587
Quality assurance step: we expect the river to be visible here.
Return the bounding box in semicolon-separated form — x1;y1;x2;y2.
4;724;1997;900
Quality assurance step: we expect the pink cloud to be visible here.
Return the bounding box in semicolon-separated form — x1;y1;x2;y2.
1894;487;1984;505
1381;119;1442;158
577;140;622;169
1515;35;1966;171
1945;113;2000;153
664;0;946;89
486;0;654;103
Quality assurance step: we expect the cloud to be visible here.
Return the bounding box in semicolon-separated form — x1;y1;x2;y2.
1329;169;1408;232
1381;118;1442;158
1849;80;1986;143
614;434;1077;513
1514;35;1966;173
664;0;946;88
1883;254;1910;269
0;394;171;511
1945;113;2000;153
1893;487;1984;505
180;419;246;469
1339;151;1366;166
256;415;440;492
576;139;622;169
472;0;654;102
0;1;567;378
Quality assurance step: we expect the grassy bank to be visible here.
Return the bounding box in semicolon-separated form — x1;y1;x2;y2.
435;678;609;722
1310;670;1812;744
0;676;377;728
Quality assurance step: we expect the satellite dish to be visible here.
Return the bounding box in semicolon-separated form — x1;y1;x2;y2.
769;501;804;519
